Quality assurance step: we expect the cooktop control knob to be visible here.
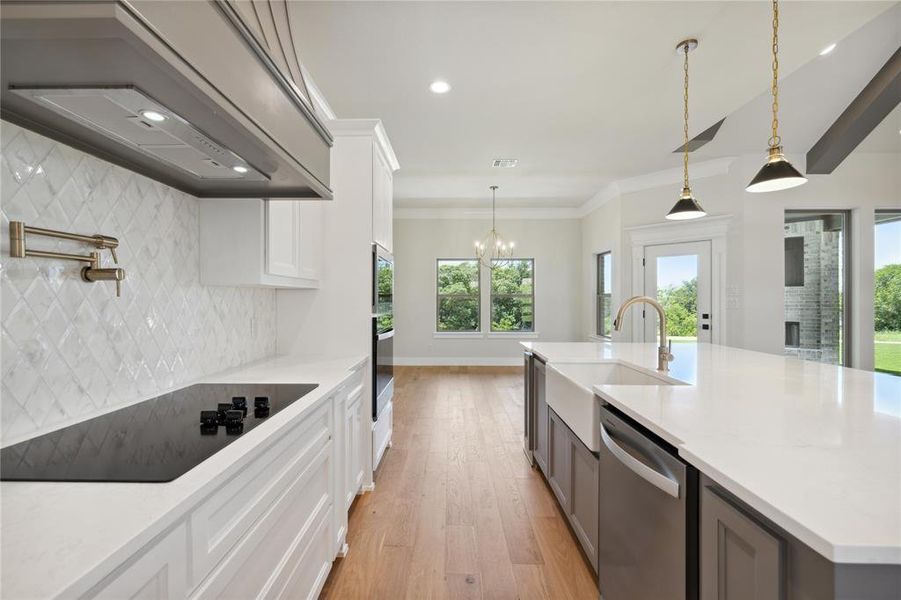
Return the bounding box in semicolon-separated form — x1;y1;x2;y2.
217;403;232;424
254;396;269;409
232;396;247;416
200;410;218;426
225;409;243;425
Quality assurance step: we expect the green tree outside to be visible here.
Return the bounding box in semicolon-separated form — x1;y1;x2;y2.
658;277;698;338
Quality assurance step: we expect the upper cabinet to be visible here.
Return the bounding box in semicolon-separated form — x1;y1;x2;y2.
372;148;395;253
199;199;320;289
0;0;332;199
328;120;398;254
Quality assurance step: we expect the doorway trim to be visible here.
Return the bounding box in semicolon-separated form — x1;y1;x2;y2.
626;215;731;345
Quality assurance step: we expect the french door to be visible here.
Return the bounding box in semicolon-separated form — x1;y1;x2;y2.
642;241;712;344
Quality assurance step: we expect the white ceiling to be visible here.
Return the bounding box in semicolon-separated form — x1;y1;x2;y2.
289;1;898;208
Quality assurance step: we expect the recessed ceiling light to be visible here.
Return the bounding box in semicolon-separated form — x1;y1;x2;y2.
819;43;837;56
140;110;166;122
491;159;518;168
232;165;248;174
429;80;451;94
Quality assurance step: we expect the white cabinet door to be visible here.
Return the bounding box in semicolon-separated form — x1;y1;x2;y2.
266;200;302;278
344;383;365;510
298;202;321;281
84;524;188;600
372;150;393;252
200;199;319;288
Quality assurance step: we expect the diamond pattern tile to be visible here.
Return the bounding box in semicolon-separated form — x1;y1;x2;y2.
1;121;277;443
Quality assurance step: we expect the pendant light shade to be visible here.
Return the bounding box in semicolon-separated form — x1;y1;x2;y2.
746;0;807;193
666;38;706;221
667;187;707;220
746;146;807;193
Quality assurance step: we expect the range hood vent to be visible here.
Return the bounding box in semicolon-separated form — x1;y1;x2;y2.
11;87;267;181
0;0;332;199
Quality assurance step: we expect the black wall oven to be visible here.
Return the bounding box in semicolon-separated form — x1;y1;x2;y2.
373;244;394;420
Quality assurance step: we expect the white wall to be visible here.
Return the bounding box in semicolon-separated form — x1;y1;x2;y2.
393;217;582;365
581;149;901;369
580;197;622;341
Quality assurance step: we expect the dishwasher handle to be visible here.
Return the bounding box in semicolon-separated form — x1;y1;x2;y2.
600;421;680;499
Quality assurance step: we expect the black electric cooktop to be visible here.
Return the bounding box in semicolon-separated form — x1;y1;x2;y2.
0;383;318;483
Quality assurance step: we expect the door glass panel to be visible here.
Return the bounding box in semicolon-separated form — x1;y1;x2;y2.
655;255;698;343
783;211;848;365
875;211;901;376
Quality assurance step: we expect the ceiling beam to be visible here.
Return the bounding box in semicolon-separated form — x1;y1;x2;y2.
806;47;901;174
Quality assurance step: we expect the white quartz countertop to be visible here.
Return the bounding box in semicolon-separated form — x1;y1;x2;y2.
0;354;366;599
523;341;901;565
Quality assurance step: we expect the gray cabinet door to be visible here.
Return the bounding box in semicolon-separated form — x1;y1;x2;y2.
533;359;549;475
701;483;784;600
547;408;572;511
569;435;598;572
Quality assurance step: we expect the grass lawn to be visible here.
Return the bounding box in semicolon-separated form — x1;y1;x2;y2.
875;330;901;343
875;342;901;377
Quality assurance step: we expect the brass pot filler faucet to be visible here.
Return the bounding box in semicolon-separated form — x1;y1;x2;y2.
9;221;126;297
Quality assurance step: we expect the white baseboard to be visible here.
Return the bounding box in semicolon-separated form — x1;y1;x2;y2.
394;356;522;367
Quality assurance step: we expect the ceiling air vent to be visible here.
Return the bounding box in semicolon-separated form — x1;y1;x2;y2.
491;158;519;168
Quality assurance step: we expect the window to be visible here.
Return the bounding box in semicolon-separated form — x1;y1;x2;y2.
490;259;534;332
783;210;850;366
596;252;613;337
874;210;901;376
436;259;480;332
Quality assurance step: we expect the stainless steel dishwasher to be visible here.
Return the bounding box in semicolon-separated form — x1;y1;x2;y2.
598;405;698;600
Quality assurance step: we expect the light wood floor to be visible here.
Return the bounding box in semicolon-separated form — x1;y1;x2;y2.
320;366;599;600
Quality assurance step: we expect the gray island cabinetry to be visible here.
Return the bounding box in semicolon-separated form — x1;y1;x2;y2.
523;347;901;600
525;352;599;572
700;474;900;600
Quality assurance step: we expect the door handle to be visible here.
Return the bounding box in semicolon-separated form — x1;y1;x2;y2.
600;422;680;498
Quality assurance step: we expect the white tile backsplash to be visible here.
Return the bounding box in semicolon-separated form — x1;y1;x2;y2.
0;121;277;443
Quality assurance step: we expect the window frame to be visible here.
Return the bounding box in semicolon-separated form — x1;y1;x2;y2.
435;258;481;333
489;258;535;333
596;251;613;338
783;209;852;366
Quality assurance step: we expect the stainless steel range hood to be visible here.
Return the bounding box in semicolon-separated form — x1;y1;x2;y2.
0;1;333;199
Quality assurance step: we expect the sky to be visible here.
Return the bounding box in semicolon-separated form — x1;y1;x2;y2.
656;255;698;289
876;219;901;269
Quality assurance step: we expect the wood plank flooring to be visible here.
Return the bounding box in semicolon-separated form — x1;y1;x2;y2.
320;366;599;600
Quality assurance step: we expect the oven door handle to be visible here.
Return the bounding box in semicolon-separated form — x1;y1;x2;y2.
377;330;395;341
600;421;680;498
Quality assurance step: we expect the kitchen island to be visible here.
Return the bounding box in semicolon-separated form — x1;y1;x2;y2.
0;354;367;599
523;341;901;599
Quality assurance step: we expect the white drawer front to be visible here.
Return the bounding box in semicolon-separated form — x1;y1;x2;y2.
190;402;331;586
270;504;333;600
84;524;188;600
192;443;333;600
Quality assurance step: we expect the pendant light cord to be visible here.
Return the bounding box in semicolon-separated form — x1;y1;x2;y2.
491;185;497;231
769;0;781;148
683;43;690;189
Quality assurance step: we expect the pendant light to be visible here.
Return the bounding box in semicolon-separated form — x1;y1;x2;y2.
667;39;706;221
746;0;807;193
474;185;514;268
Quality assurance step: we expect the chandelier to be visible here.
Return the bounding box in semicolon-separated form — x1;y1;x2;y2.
475;185;514;268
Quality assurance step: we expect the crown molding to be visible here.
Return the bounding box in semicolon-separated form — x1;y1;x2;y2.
327;118;400;172
395;157;737;219
301;66;337;121
394;206;582;220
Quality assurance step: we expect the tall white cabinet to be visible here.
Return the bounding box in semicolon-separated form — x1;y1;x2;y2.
276;118;398;494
